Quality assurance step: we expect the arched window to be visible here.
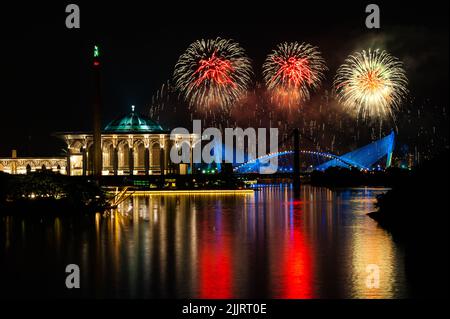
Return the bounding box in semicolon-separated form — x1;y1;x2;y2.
151;143;161;168
118;142;129;170
134;142;146;170
102;143;114;169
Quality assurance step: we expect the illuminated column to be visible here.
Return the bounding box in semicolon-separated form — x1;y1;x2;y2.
160;135;166;175
10;162;15;175
113;147;118;175
145;147;150;175
128;147;134;176
111;136;118;175
164;139;171;174
144;136;150;175
66;152;71;176
82;147;87;176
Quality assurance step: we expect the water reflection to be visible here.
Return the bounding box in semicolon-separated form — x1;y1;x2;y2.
0;185;408;298
345;189;404;299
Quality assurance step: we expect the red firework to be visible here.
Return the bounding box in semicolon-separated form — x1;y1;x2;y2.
193;51;236;88
263;42;327;107
173;38;252;111
271;56;313;88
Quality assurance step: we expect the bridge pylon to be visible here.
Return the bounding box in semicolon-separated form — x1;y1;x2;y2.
293;128;301;191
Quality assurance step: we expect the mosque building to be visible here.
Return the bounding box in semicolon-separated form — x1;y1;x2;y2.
0;106;195;176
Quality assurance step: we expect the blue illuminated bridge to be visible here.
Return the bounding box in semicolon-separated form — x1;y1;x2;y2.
233;131;395;174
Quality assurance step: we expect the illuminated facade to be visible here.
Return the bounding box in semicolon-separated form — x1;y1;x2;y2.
0;107;195;176
0;152;67;175
58;107;195;176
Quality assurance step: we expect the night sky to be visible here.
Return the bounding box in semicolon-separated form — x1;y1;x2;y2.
1;1;448;157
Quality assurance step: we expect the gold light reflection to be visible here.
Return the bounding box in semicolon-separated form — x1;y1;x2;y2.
95;212;101;235
54;217;62;252
4;216;12;250
348;189;400;299
113;193;202;297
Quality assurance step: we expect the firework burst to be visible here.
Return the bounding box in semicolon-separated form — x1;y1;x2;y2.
263;42;327;107
173;38;253;112
334;49;408;120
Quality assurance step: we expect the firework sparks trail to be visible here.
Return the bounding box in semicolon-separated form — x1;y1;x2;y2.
173;38;253;112
263;42;327;107
193;51;236;87
334;49;408;120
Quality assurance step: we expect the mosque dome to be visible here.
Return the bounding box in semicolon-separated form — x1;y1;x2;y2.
104;106;166;133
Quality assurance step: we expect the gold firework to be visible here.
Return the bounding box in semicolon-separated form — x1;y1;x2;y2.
334;49;408;120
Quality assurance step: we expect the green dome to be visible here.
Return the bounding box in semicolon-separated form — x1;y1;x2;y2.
104;107;165;133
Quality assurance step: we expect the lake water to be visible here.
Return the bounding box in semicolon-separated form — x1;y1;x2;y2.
0;185;410;299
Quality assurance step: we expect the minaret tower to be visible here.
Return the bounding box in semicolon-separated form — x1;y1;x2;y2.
92;45;102;177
